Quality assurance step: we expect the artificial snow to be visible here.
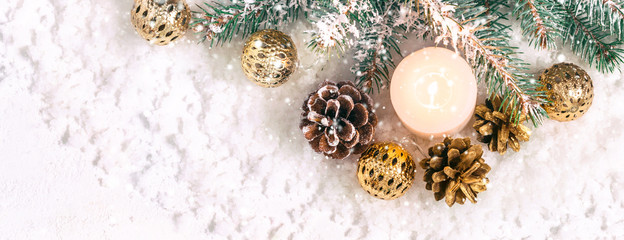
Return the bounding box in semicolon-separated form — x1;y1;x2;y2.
1;0;623;239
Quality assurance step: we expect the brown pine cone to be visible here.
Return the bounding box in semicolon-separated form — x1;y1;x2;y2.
473;96;532;155
300;80;378;159
419;137;491;207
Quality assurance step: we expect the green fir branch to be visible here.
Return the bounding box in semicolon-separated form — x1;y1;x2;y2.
305;0;421;90
306;35;348;56
583;0;624;40
513;0;561;49
307;0;366;57
304;0;350;55
351;1;416;92
191;1;302;47
558;1;624;73
478;0;509;23
352;26;403;93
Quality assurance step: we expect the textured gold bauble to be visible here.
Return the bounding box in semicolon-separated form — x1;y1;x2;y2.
241;29;298;88
357;142;416;200
537;63;594;121
131;0;191;46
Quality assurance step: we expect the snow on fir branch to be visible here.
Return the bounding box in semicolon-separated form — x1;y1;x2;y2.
603;0;624;20
305;0;363;55
351;7;401;91
511;0;624;72
513;0;560;49
417;0;548;125
584;0;624;40
191;0;303;46
304;0;423;91
558;1;624;73
351;1;422;92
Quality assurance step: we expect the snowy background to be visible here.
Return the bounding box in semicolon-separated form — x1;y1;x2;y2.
1;0;624;239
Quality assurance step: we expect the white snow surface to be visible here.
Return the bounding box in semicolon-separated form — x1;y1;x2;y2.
1;0;624;239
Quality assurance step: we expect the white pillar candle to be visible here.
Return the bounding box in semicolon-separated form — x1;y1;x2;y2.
390;47;477;139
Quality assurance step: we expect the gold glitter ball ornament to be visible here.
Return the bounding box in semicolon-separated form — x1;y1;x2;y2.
357;142;416;200
537;63;594;121
241;29;298;88
131;0;191;46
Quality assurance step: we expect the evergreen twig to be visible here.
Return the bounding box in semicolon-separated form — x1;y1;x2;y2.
351;1;419;92
352;31;399;93
191;0;302;47
513;0;561;49
584;0;624;40
558;1;624;73
304;0;352;55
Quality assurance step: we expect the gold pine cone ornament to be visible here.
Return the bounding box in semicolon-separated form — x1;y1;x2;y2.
537;63;594;121
241;29;298;88
419;137;491;207
357;143;416;200
473;96;532;155
131;0;191;46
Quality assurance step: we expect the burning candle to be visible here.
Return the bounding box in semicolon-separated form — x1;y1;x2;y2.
390;47;477;139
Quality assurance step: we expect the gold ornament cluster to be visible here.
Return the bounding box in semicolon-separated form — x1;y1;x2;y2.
357;143;416;200
241;29;298;88
537;63;594;121
356;138;492;207
131;0;191;46
126;2;596;206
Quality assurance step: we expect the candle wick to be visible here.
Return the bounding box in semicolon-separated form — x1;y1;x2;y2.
428;81;438;96
428;81;438;107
